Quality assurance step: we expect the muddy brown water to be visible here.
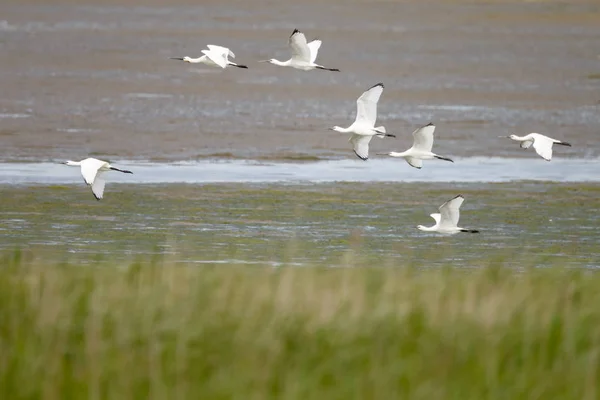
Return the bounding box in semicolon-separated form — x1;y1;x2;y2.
1;0;599;162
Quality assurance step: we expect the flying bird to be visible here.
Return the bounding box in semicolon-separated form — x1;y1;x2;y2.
418;195;479;234
378;123;453;169
171;45;248;69
329;83;395;160
62;158;133;200
501;133;571;161
259;29;339;71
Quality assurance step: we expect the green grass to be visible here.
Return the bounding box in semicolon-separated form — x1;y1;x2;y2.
1;251;599;399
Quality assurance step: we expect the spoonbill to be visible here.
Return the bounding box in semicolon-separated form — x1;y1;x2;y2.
377;123;453;169
62;158;133;200
500;133;571;161
259;29;339;71
418;195;479;234
171;45;248;69
329;83;395;161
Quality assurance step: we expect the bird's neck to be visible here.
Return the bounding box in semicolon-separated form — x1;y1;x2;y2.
417;225;435;232
511;135;528;142
389;151;409;158
333;126;352;133
271;59;289;66
187;56;206;63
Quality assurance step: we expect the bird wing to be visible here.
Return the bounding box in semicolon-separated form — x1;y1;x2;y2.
307;39;322;63
80;158;104;185
411;123;435;152
207;44;235;59
91;174;106;200
349;134;373;161
430;213;442;225
438;195;464;228
405;157;422;169
354;83;384;127
288;29;311;63
520;139;533;149
531;134;553;161
201;48;227;68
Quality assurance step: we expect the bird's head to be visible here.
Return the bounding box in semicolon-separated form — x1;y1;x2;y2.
258;59;276;64
329;126;344;132
498;134;517;140
416;225;427;231
62;160;78;166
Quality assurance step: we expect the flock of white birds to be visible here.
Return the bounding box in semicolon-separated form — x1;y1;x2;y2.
62;29;573;234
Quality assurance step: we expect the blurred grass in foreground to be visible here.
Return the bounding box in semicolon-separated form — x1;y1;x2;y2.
1;250;599;399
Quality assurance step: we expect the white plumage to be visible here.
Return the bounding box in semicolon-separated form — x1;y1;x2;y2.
502;133;572;161
417;195;479;234
62;157;133;200
378;123;453;169
171;44;248;69
329;83;395;160
259;29;339;72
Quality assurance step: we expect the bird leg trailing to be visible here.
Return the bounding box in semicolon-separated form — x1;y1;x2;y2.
315;66;340;72
556;141;572;147
460;229;480;233
110;167;133;174
434;155;454;162
231;64;249;69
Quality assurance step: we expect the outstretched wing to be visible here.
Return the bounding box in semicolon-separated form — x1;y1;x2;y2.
354;83;384;127
412;123;435;152
90;174;106;200
349;134;373;161
201;48;227;68
531;135;553;161
438;195;464;228
288;29;311;63
307;39;322;64
207;44;235;59
430;213;442;224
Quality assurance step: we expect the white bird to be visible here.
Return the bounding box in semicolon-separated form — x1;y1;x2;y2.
418;195;479;234
171;45;248;69
259;29;339;72
62;158;133;200
501;133;571;161
329;83;395;161
377;123;453;169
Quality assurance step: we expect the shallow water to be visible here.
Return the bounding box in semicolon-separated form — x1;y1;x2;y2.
1;0;599;268
1;182;599;268
1;0;599;162
2;157;600;185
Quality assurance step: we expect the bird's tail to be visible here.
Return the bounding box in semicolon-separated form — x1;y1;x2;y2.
315;66;340;72
460;229;480;233
375;126;395;138
556;141;572;147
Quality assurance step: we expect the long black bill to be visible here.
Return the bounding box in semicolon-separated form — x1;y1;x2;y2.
170;57;185;61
